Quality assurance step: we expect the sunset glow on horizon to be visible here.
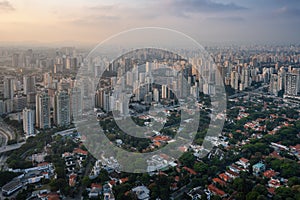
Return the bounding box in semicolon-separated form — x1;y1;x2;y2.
0;0;299;45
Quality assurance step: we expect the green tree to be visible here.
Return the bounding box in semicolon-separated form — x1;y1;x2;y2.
97;169;109;183
82;176;91;187
0;171;20;187
274;187;295;199
246;191;259;200
252;184;268;196
193;162;208;174
288;176;300;187
257;195;268;200
179;152;195;167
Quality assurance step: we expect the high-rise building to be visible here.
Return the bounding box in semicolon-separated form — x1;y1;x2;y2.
54;90;71;127
190;85;199;99
153;88;159;102
70;87;82;122
4;99;13;113
23;108;35;136
145;62;151;75
137;85;147;101
36;91;51;129
230;71;239;90
278;68;286;91
177;71;186;98
12;53;19;67
161;84;168;99
4;77;15;100
23;75;36;95
126;71;133;86
26;92;36;109
144;92;152;105
103;92;110;112
285;73;300;96
95;89;104;109
269;74;279;96
44;72;52;87
240;66;250;89
0;100;4;115
13;95;27;112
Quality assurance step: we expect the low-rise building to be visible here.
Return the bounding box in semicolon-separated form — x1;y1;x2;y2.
253;162;266;176
2;180;23;196
236;157;250;169
208;184;227;198
88;183;102;199
132;186;150;200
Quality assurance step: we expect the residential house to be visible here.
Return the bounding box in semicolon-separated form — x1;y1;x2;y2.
132;186;150;200
252;162;265;176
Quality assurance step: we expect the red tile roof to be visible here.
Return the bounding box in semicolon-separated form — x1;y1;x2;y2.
290;144;300;151
73;148;88;156
208;184;226;197
153;141;161;147
226;170;239;177
183;166;197;175
47;193;60;200
109;180;116;186
120;177;129;184
213;178;226;186
269;151;283;160
239;157;249;163
218;173;231;182
263;170;277;179
231;164;243;171
37;162;49;167
153;136;170;142
91;183;102;189
69;173;77;187
268;187;276;195
269;179;280;188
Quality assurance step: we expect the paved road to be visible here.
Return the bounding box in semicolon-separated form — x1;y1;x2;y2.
0;142;25;153
0;118;16;143
0;129;9;146
246;91;300;107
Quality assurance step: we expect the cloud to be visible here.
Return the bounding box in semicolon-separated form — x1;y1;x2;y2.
68;14;120;26
89;4;119;11
274;6;300;18
166;0;247;17
84;0;247;20
206;16;245;22
0;1;14;12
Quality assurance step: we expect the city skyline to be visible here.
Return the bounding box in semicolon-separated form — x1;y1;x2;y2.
0;0;299;45
0;1;300;199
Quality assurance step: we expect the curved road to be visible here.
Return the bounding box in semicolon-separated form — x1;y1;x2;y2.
0;118;16;147
0;129;9;146
0;142;26;153
0;127;15;147
0;118;19;157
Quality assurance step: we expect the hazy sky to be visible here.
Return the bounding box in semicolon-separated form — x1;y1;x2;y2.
0;0;299;45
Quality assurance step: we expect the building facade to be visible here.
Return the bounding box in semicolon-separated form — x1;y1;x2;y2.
23;108;35;136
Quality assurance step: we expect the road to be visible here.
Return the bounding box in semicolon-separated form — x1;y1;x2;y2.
229;84;300;108
0;128;9;146
0;142;25;153
0;117;25;153
0;118;16;147
0;133;6;146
